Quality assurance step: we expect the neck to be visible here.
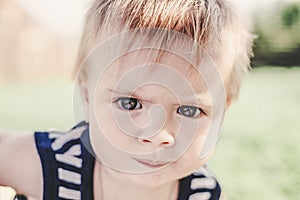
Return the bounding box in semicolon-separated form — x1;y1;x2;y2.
94;161;178;200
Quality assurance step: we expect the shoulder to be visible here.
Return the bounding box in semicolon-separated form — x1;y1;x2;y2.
0;130;43;199
35;122;94;200
179;166;222;200
35;123;89;171
0;122;90;199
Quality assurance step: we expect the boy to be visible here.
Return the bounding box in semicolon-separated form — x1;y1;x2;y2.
0;0;253;199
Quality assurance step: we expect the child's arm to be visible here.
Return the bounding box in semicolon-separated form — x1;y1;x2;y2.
0;132;43;199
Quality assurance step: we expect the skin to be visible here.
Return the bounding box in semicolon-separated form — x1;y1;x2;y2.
81;49;227;199
0;132;42;199
0;49;230;200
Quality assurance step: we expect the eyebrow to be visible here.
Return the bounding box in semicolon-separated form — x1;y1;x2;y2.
179;93;212;107
105;88;154;103
105;88;212;107
105;88;133;96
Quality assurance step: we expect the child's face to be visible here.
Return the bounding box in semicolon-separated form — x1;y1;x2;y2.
79;45;226;186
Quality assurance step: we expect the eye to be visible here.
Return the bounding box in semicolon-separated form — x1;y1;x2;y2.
177;105;204;118
114;97;142;110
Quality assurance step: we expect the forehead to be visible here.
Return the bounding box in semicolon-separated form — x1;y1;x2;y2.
85;29;231;87
101;49;208;92
91;49;217;107
84;43;227;110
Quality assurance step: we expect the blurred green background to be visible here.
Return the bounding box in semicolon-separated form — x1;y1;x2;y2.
1;0;300;200
210;67;300;200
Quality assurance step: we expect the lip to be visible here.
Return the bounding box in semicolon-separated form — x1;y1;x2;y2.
134;158;170;168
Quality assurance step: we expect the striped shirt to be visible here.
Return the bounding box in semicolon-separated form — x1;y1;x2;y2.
35;122;221;200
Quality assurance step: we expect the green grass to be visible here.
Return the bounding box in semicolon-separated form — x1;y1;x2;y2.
0;80;74;131
209;67;300;200
0;67;299;199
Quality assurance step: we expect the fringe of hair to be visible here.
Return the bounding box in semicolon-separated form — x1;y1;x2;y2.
74;0;254;100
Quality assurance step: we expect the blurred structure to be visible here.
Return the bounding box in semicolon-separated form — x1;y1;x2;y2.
1;0;298;82
252;1;300;67
0;0;80;83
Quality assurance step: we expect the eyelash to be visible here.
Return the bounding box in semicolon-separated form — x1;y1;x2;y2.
113;97;206;118
176;105;206;118
113;97;142;111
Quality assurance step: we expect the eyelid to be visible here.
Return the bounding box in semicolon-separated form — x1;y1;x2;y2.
177;105;207;118
112;97;143;110
197;106;207;116
112;95;153;105
112;95;136;102
177;104;208;115
112;97;139;103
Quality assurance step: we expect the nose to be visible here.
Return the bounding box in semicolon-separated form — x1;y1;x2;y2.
138;129;175;147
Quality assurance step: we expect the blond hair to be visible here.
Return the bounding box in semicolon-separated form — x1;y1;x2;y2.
75;0;253;101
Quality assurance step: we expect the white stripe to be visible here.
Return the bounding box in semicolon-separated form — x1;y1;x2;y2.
58;186;81;200
51;126;85;151
49;132;63;139
188;192;211;200
193;167;210;177
65;144;82;156
58;168;81;185
56;154;83;168
191;177;216;190
55;144;82;168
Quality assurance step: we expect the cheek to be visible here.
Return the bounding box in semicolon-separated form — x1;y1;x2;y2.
176;121;211;165
92;100;132;148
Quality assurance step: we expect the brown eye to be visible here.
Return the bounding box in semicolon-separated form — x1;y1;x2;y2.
114;97;142;110
177;105;203;118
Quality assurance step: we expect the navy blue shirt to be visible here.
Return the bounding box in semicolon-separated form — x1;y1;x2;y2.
35;122;221;200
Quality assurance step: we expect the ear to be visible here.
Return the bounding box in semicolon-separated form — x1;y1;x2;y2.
77;71;90;122
225;94;233;110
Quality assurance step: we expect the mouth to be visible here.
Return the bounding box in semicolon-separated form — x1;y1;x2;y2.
134;158;171;168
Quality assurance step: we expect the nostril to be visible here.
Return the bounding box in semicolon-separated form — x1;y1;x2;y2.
138;135;175;147
142;139;151;143
161;141;170;145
